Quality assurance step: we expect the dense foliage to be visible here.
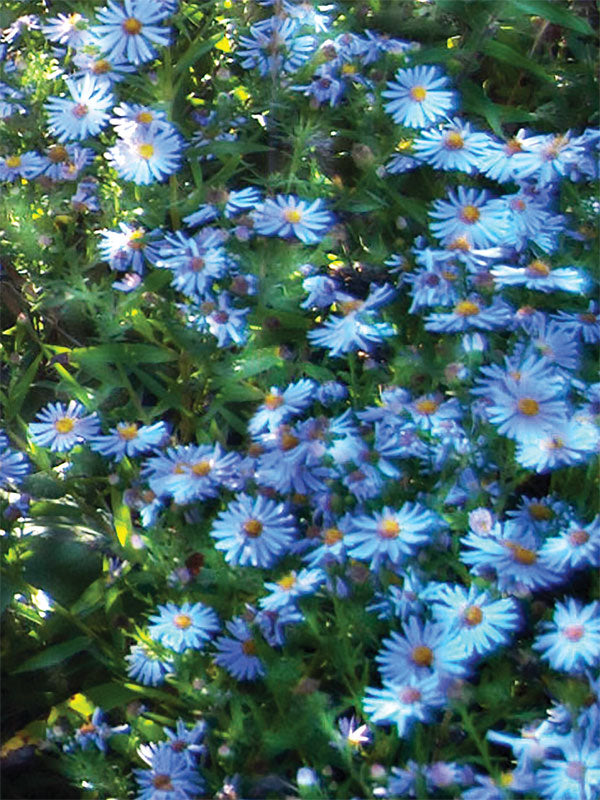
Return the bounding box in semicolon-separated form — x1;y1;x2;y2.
1;1;599;799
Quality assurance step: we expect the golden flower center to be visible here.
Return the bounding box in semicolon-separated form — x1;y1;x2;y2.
410;85;427;102
505;138;523;155
444;132;464;150
6;155;21;168
411;645;434;667
278;574;296;591
136;111;154;124
460;204;480;224
283;209;302;224
339;299;363;315
173;613;192;629
281;433;299;451
448;236;471;251
243;518;263;538
152;775;174;791
341;63;357;75
117;423;139;441
379;518;400;539
72;103;88;118
123;16;143;34
416;398;439;415
528;503;553;521
79;723;96;734
563;624;584;642
54;417;75;434
323;527;343;545
264;392;284;410
190;257;205;272
454;300;480;317
242;638;257;655
128;230;145;249
506;542;537;565
191;460;211;476
569;529;589;546
499;772;514;788
527;259;550;277
517;397;540;417
138;143;155;160
92;59;111;74
49;145;68;163
463;605;483;627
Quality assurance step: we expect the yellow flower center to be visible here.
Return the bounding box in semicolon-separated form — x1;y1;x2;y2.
410;85;427;102
264;392;284;410
416;398;439;415
242;638;257;655
6;155;21;168
92;59;111;74
499;772;514;788
517;397;540;417
460;204;480;224
411;645;434;667
173;613;192;629
505;138;523;155
278;574;296;591
454;300;480;317
281;432;299;451
463;605;483;627
283;209;302;224
138;143;155;160
323;527;343;545
526;259;551;277
136;110;154;124
544;436;564;451
191;460;211;476
341;63;357;75
528;503;553;521
505;542;537;565
54;417;75;434
339;299;363;315
49;145;68;163
243;518;263;538
444;132;464;150
117;423;139;441
448;236;471;251
123;16;143;34
78;723;96;734
379;518;400;539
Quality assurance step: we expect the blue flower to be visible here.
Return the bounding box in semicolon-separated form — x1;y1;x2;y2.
536;725;600;800
74;707;129;753
134;745;204;800
252;195;334;244
214;617;266;681
161;719;206;764
148;601;220;653
382;65;457;128
429;187;509;249
98;223;161;273
510;131;584;185
144;443;239;504
491;257;585;293
42;12;91;48
210;493;297;568
29;401;100;452
424;296;513;334
363;674;447;737
237;17;316;77
477;129;535;182
427;584;521;658
533;598;600;674
293;67;346;108
345;503;442;571
156;228;228;301
106;123;184;185
0;151;46;181
260;567;326;612
72;44;136;85
515;416;599;472
248;379;316;436
90;421;169;461
541;517;600;571
91;0;171;66
45;76;114;142
499;187;566;252
0;442;30;488
125;643;174;686
205;293;250;348
414;118;492;173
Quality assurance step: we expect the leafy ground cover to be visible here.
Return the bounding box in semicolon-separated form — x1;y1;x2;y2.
1;0;599;798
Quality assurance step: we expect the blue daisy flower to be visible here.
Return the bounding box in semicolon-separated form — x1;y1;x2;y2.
144;443;239;504
536;726;600;800
237;16;316;77
0;151;46;181
134;745;204;800
491;257;585;293
45;76;114;142
552;302;600;345
533;598;600;674
515;416;599;472
91;0;171;66
413;118;492;173
125;643;174;686
74;707;129;753
89;421;169;461
156;228;228;301
214;617;266;681
429;187;509;249
0;443;31;488
510;131;584;186
148;601;220;653
160;719;206;765
363;674;447;737
424;295;514;334
205;293;250;348
210;493;297;568
499;187;566;253
248;378;316;436
72;45;136;86
260;567;326;612
541;517;600;571
42;12;92;48
253;194;334;244
98;222;161;273
29;401;100;452
477;129;535;182
293;66;346;108
110;102;170;138
382;65;457;128
106;123;184;185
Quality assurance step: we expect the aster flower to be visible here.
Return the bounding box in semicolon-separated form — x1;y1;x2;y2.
248;379;316;436
414;118;492;173
148;601;220;653
429;187;509;249
72;45;135;85
45;76;114;142
0;442;31;488
237;16;316;77
106;123;183;185
110;102;170;138
552;302;600;344
252;195;334;244
510;131;584;185
292;66;346;108
425;295;513;334
98;222;161;273
334;715;372;749
499;186;566;253
125;643;174;686
146;443;238;504
155;228;228;300
74;707;129;753
0;151;46;181
477;129;536;182
363;674;447;737
205;293;250;348
42;12;91;48
533;598;600;673
491;258;585;293
302;515;351;568
214;617;266;681
210;493;297;568
134;745;204;800
382;65;457;128
41;143;95;182
91;0;171;66
260;567;326;612
541;517;600;571
89;421;169;461
515;416;599;472
29;401;100;452
159;719;207;765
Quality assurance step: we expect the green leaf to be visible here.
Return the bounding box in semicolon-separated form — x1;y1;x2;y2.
173;32;223;77
512;0;595;35
13;636;90;673
7;354;43;422
482;40;555;82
